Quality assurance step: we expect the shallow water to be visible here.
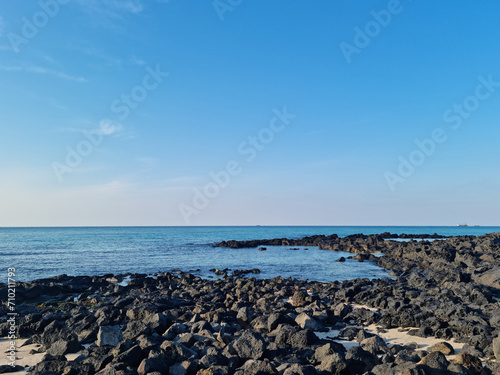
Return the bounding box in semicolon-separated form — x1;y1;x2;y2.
1;226;498;282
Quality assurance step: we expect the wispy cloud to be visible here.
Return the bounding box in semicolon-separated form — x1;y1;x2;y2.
0;64;87;82
43;54;63;68
67;45;122;68
130;55;146;66
76;0;144;18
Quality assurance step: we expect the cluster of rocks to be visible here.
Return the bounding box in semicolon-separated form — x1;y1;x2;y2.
0;232;499;374
213;233;447;252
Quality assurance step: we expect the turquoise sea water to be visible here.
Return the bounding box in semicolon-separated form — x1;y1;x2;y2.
0;226;499;282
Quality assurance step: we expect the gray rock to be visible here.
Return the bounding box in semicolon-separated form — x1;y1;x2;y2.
452;352;483;374
313;342;346;363
237;307;252;327
282;364;317;375
418;351;449;374
234;359;275;375
163;322;188;340
429;341;454;355
114;345;143;367
137;357;169;375
295;312;324;331
361;334;387;354
346;345;378;374
493;335;500;363
47;338;83;356
334;303;352;318
289;329;318;348
477;266;500;289
233;330;266;360
96;326;123;347
267;313;288;332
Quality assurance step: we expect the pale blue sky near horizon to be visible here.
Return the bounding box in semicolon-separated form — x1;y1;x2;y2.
0;1;499;226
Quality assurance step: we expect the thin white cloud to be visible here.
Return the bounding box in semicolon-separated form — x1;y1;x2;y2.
42;55;63;68
99;119;123;135
0;64;87;82
130;55;146;66
76;0;144;18
67;45;122;68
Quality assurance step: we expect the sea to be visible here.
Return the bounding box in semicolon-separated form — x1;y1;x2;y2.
1;226;499;283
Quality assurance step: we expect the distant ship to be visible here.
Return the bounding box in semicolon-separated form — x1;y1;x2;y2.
457;222;468;227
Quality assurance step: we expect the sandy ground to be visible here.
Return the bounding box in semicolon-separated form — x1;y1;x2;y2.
317;324;465;359
0;338;79;374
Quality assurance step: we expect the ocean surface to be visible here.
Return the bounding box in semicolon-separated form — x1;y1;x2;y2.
1;226;499;283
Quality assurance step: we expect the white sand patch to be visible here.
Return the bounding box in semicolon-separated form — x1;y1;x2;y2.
0;339;42;372
315;325;464;360
0;338;81;373
314;304;466;361
364;324;464;359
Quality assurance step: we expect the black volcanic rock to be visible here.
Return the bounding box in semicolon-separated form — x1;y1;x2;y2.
2;232;500;374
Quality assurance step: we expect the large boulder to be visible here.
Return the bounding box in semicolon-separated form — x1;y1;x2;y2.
345;346;378;374
476;266;500;289
47;338;83;356
96;326;123;347
295;313;324;331
361;335;388;355
233;330;266;360
429;341;454;355
291;290;307;307
452;353;483;374
493;335;500;362
418;351;449;375
234;359;275;374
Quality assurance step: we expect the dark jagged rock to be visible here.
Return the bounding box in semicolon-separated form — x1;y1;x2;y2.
2;232;500;374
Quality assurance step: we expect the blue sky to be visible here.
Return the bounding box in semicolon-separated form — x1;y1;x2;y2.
0;0;499;226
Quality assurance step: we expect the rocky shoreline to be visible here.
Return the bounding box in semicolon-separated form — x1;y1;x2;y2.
1;232;500;374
